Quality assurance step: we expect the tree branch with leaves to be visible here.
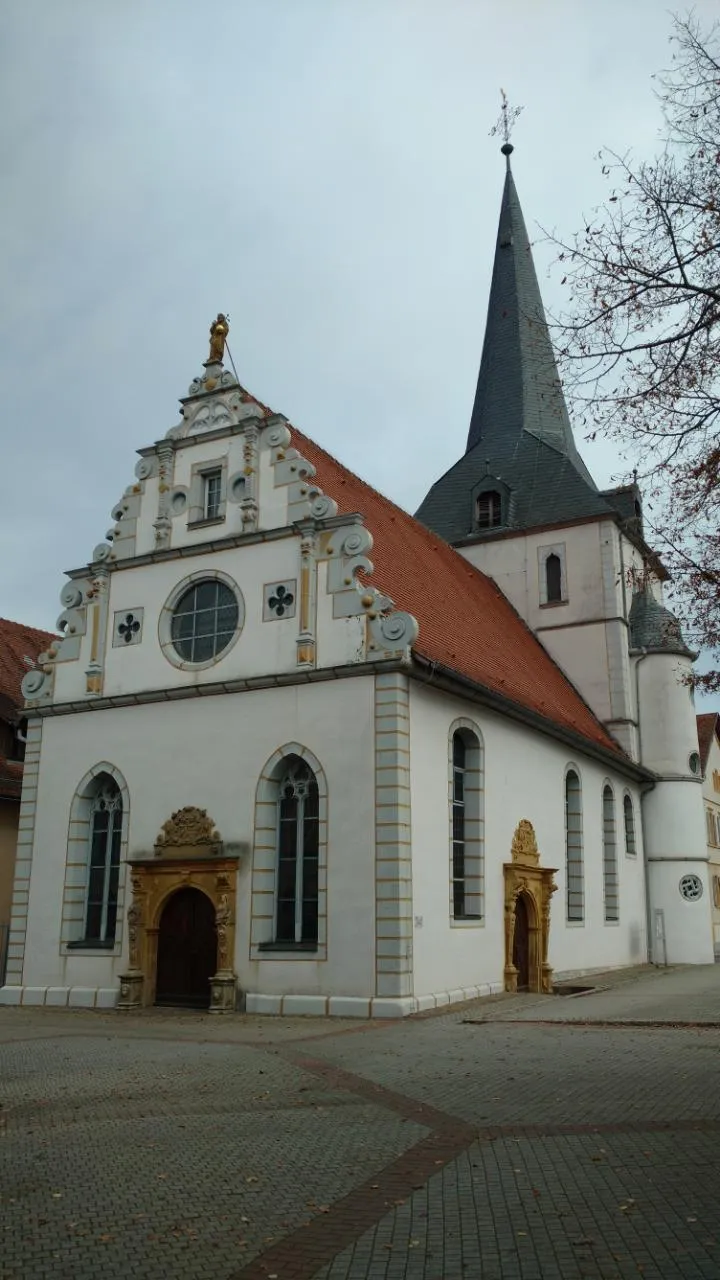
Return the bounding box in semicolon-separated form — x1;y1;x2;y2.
548;13;720;692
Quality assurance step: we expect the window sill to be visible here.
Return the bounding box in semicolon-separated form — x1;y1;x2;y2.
539;599;569;609
450;915;483;927
187;515;225;530
257;940;319;953
66;940;116;951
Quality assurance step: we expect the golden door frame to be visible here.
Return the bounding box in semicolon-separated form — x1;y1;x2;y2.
503;819;557;994
117;806;239;1014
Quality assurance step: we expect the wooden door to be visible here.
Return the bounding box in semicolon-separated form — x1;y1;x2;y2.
155;887;217;1008
512;894;530;991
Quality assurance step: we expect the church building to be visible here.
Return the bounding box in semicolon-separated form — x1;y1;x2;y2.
1;146;713;1016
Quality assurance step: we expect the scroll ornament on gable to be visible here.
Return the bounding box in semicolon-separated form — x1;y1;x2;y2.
264;421;419;661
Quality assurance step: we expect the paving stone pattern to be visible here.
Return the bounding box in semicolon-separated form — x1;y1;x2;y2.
0;1034;425;1279
2;977;720;1280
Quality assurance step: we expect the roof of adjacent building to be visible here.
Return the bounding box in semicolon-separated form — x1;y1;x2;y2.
0;618;56;719
293;426;622;757
697;712;720;773
415;149;620;544
0;618;56;802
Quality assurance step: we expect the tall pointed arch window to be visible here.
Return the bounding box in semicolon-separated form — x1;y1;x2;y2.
449;725;484;920
565;770;584;922
275;757;319;944
546;554;563;603
85;778;123;944
623;794;637;857
602;785;619;922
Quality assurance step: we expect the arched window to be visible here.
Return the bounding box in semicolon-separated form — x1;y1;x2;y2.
623;794;637;856
602;785;619;922
565;770;584;922
84;779;123;943
275;757;320;944
450;725;484;920
62;766;129;951
476;491;502;530
546;553;563;603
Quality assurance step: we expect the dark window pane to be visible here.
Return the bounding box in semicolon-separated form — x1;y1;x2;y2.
453;882;465;917
217;604;239;632
453;734;466;768
105;901;118;942
452;844;465;880
85;902;102;940
193;582;217;610
277;853;297;898
303;815;320;859
192;633;215;663
304;782;319;819
276;899;295;941
302;857;319;900
453;769;464;802
546;554;563;602
194;607;216;636
301;897;319;942
452;808;465;843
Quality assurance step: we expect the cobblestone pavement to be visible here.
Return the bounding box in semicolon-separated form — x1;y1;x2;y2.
2;971;720;1279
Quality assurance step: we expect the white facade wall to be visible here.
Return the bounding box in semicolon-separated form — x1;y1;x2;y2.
701;729;720;953
408;683;648;1002
635;653;714;964
459;520;640;759
17;677;377;1003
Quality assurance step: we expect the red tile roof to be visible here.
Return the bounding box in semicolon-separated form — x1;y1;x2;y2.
292;427;621;756
697;712;720;773
0;618;56;721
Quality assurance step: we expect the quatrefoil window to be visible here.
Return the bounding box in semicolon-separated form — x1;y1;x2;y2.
120;615;140;642
113;607;144;648
264;581;297;622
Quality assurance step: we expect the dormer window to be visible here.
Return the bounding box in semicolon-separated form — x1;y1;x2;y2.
203;469;222;521
476;490;502;530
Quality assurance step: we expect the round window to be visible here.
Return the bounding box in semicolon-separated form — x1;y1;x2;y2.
679;874;703;901
171;579;239;664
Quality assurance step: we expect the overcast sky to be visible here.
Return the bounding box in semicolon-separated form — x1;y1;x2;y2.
1;1;717;703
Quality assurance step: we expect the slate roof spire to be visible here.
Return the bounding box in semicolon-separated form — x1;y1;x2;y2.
415;145;614;544
465;145;593;485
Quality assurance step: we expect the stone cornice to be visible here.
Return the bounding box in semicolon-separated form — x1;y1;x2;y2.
62;512;366;579
31;659;405;718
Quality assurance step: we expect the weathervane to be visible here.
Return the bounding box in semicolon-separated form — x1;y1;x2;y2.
490;88;523;155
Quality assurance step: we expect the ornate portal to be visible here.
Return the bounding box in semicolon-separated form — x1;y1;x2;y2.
503;819;557;994
117;808;239;1014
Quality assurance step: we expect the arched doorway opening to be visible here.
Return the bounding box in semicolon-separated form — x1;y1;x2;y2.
155;887;217;1009
512;893;531;990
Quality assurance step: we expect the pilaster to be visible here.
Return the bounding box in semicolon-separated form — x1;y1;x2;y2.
3;718;43;989
374;671;413;1000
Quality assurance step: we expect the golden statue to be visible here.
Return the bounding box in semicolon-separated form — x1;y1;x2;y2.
207;313;229;364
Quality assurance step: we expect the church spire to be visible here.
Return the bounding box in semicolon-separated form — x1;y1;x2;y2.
465;145;593;484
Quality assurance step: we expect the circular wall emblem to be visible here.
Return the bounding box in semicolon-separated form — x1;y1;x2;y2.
679;874;703;901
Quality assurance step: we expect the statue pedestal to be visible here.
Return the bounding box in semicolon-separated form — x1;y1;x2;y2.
117;971;144;1010
209;972;237;1015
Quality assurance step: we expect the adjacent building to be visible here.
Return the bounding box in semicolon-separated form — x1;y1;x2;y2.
0;619;56;981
